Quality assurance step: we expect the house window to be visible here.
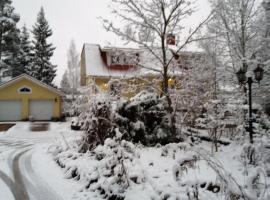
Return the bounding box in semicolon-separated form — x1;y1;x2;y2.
110;52;139;66
18;86;32;94
111;54;120;64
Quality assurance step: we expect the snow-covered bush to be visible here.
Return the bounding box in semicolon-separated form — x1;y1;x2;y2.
50;131;270;200
252;107;270;138
62;97;74;118
52;135;146;200
171;147;270;200
260;114;270;131
171;149;245;200
63;90;93;120
75;89;183;151
79;98;114;152
85;137;144;200
73;93;91;117
114;90;182;146
239;137;270;199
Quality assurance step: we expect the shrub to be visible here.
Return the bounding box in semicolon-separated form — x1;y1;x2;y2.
79;98;114;153
114;90;182;146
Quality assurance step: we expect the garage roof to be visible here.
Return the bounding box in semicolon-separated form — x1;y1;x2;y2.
0;74;64;96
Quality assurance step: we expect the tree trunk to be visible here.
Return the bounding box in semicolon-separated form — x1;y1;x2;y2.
161;33;177;137
163;68;176;136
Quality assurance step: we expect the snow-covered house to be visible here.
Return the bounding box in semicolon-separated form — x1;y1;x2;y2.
80;44;141;87
80;43;207;96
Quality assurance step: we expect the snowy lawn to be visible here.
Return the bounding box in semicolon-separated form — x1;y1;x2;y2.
50;134;270;200
1;122;269;200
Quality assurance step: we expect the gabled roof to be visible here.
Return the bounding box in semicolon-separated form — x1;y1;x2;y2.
0;74;64;96
82;43;207;78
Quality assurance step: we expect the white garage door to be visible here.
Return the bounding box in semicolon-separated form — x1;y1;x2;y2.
29;100;54;121
0;100;22;121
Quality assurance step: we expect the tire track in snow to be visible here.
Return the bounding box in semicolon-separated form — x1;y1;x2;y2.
0;171;22;200
21;150;63;200
12;149;31;200
0;138;64;200
0;140;32;200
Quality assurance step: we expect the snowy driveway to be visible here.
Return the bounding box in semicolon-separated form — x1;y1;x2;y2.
0;122;81;200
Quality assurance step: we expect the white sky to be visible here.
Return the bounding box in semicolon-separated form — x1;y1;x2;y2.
13;0;211;85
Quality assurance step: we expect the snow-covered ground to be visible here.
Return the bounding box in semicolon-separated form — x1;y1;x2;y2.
0;122;83;200
0;122;269;200
52;135;270;200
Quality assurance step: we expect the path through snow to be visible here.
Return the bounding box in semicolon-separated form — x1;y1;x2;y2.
0;122;81;200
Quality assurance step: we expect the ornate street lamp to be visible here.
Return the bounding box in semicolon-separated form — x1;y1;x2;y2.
253;64;264;83
236;63;264;144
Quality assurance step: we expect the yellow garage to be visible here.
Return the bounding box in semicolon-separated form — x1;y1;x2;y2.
0;74;64;121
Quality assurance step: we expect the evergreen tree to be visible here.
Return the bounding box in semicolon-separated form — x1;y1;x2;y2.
31;7;56;85
7;26;20;77
15;24;33;76
0;0;20;80
60;70;71;94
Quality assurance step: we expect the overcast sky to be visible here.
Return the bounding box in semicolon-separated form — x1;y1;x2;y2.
12;0;211;85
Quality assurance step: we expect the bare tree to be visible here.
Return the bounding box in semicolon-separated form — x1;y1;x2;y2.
102;0;212;135
60;70;71;94
175;53;215;127
207;0;261;74
67;39;80;99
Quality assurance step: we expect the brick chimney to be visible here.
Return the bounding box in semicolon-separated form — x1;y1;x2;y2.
167;33;176;45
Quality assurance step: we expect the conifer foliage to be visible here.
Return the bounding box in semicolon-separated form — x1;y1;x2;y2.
0;0;20;77
15;25;32;75
31;7;56;85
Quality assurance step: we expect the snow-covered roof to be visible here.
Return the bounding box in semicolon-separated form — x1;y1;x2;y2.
83;43;140;78
82;43;206;78
101;46;141;53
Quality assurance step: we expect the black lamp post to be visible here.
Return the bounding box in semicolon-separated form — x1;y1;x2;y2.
236;64;264;144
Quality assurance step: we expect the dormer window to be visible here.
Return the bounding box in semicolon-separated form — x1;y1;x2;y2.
18;86;32;94
110;52;139;66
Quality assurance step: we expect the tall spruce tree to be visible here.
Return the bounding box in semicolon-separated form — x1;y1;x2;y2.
15;25;32;76
31;7;56;85
0;0;20;80
7;25;20;77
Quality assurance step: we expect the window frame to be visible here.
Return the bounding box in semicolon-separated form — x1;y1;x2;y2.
18;86;32;94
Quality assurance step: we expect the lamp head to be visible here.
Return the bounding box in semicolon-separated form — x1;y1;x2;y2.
254;64;264;83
